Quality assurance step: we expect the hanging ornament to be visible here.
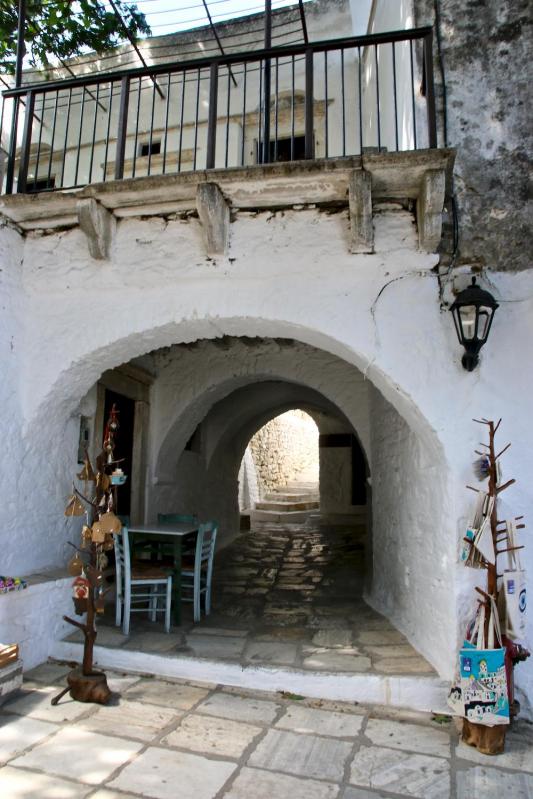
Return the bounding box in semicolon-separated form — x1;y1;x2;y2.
96;472;110;494
473;455;491;481
77;450;96;483
65;494;85;517
100;511;122;535
97;551;109;571
81;525;93;548
72;574;90;615
67;552;84;576
91;521;105;543
102;404;120;465
95;587;105;614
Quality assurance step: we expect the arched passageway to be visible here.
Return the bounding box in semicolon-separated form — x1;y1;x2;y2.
17;328;455;680
239;409;320;512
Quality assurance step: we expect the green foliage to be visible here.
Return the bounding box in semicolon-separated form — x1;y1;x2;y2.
431;714;452;725
279;691;306;701
0;0;151;75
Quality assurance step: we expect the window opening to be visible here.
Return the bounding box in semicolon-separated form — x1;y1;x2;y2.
27;176;56;192
257;135;306;164
139;140;161;157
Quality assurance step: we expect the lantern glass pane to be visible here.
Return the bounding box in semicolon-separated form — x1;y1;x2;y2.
477;307;492;340
459;305;476;340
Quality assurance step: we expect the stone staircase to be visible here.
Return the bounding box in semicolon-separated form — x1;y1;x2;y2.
251;480;319;523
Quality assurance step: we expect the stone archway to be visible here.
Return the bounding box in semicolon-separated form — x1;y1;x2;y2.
13;321;456;678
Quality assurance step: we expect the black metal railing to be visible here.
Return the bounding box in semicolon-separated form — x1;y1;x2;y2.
1;27;437;195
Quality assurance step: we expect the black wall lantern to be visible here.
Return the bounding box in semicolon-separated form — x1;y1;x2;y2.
450;277;499;371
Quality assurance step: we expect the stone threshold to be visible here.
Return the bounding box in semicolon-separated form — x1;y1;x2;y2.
51;639;450;715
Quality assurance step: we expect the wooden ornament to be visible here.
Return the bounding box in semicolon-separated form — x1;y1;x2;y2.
67;553;84;577
65;494;85;517
77;451;96;482
95;589;105;614
91;522;105;543
99;511;122;535
96;472;110;493
81;525;92;545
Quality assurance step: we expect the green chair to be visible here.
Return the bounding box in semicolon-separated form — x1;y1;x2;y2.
181;521;218;622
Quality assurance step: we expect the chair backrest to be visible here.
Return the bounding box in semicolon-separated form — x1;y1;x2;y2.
113;526;131;592
195;521;218;571
158;513;198;526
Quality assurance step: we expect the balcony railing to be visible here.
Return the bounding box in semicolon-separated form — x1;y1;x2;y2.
1;27;437;195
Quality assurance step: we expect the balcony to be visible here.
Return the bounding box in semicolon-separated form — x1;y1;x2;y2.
0;26;453;256
2;28;438;196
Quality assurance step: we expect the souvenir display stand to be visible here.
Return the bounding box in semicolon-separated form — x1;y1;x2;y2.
52;405;127;706
450;419;529;754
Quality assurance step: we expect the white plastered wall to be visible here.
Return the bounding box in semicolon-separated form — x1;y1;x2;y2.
0;203;531;710
148;340;370;537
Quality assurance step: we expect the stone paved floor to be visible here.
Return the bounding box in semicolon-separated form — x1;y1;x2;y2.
1;663;532;798
65;521;434;676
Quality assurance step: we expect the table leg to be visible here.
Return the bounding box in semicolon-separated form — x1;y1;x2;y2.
172;537;182;626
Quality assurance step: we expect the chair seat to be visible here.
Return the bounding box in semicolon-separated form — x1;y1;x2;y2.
131;561;172;580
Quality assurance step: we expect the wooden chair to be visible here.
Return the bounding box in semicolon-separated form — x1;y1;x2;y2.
181;521;218;623
113;527;172;635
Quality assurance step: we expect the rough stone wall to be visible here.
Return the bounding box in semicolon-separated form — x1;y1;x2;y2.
248;410;319;497
411;0;532;272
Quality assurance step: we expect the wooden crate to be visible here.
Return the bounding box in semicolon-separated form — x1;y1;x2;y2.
0;644;19;670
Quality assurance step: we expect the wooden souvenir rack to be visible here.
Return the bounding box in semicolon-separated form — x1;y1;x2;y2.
52;405;125;706
462;418;529;754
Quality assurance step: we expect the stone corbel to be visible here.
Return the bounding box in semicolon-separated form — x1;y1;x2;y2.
417;169;445;252
196;182;230;257
348;169;373;254
77;198;116;260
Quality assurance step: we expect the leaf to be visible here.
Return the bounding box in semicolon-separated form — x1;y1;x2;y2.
431;713;452;725
0;0;151;74
279;691;305;701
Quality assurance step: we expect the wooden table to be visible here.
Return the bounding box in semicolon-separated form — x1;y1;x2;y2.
128;523;198;626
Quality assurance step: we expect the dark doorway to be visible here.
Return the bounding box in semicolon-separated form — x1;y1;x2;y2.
102;389;135;517
318;432;367;506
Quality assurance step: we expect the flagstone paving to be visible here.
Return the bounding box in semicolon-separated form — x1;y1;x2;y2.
63;520;435;677
1;665;532;798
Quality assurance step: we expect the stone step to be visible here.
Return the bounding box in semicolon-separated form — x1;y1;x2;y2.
264;492;318;503
250;509;317;523
52;641;449;715
255;500;319;512
273;482;319;493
